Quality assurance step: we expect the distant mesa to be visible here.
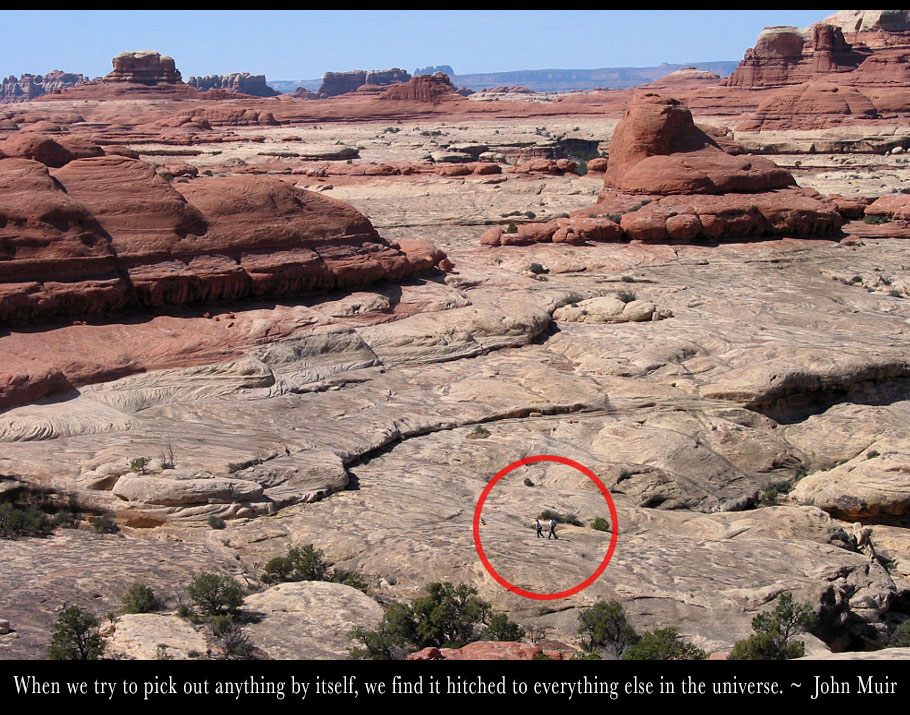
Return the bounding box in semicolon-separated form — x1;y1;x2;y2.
186;73;279;97
318;68;412;97
414;65;454;77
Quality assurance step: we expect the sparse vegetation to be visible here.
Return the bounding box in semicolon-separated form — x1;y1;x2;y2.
867;450;880;459
616;290;637;304
0;503;53;539
622;627;707;660
577;600;638;658
210;615;254;658
591;517;611;532
121;582;161;614
208;515;227;530
538;509;582;526
48;606;105;660
129;456;151;474
523;477;535;487
90;513;118;534
349;582;492;659
481;613;525;642
264;544;369;592
620;275;635;283
506;222;518;233
729;591;816;660
863;214;892;224
467;425;491;440
186;572;245;618
528;262;548;275
889;620;910;647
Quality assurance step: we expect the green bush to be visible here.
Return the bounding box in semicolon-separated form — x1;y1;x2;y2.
90;514;118;534
577;600;638;658
591;517;611;532
506;222;518;234
538;509;581;526
889;620;910;647
130;456;151;473
481;613;525;642
622;627;707;660
208;515;226;530
48;606;105;660
863;214;891;224
0;503;53;539
729;591;815;660
528;263;548;275
186;572;245;617
121;583;161;614
349;582;491;659
332;570;369;593
616;290;637;304
265;544;330;582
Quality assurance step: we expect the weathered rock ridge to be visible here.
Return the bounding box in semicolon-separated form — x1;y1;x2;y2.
318;68;411;97
0;71;86;103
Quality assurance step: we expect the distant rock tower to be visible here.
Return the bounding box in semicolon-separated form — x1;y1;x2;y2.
105;51;182;83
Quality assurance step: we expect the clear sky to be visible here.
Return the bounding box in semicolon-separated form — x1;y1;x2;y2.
4;10;836;80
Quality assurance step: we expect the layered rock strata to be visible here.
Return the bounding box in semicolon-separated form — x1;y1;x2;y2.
318;68;411;97
0;143;445;323
0;71;86;103
186;73;279;97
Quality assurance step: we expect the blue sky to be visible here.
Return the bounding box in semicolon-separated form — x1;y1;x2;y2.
5;10;835;80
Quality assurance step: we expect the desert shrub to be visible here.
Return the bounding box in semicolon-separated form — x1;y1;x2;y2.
203;169;214;176
506;222;518;233
622;627;707;660
863;214;891;224
616;290;637;304
210;615;254;658
90;514;118;534
523;477;535;487
620;275;635;283
121;582;161;614
0;503;53;539
528;263;548;274
332;570;369;593
866;450;880;459
208;515;226;530
349;582;491;659
524;211;536;219
889;620;910;647
729;591;815;660
186;572;245;617
591;517;611;532
573;159;588;176
51;510;77;528
467;425;491;439
129;456;151;473
577;600;638;658
538;509;581;526
48;606;104;660
481;613;525;642
160;173;174;183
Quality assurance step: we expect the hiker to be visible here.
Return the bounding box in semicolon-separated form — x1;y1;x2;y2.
535;519;543;538
548;517;558;539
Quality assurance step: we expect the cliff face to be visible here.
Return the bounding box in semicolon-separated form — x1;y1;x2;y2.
725;11;910;88
186;73;279;97
0;71;87;103
105;51;181;83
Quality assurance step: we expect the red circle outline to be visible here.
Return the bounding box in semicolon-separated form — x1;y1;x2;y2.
473;454;618;600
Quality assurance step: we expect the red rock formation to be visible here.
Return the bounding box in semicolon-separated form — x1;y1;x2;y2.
0;71;87;103
187;73;279;97
743;82;879;130
603;93;794;195
106;51;181;83
379;73;460;103
318;68;411;97
725;12;910;91
0;154;445;323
